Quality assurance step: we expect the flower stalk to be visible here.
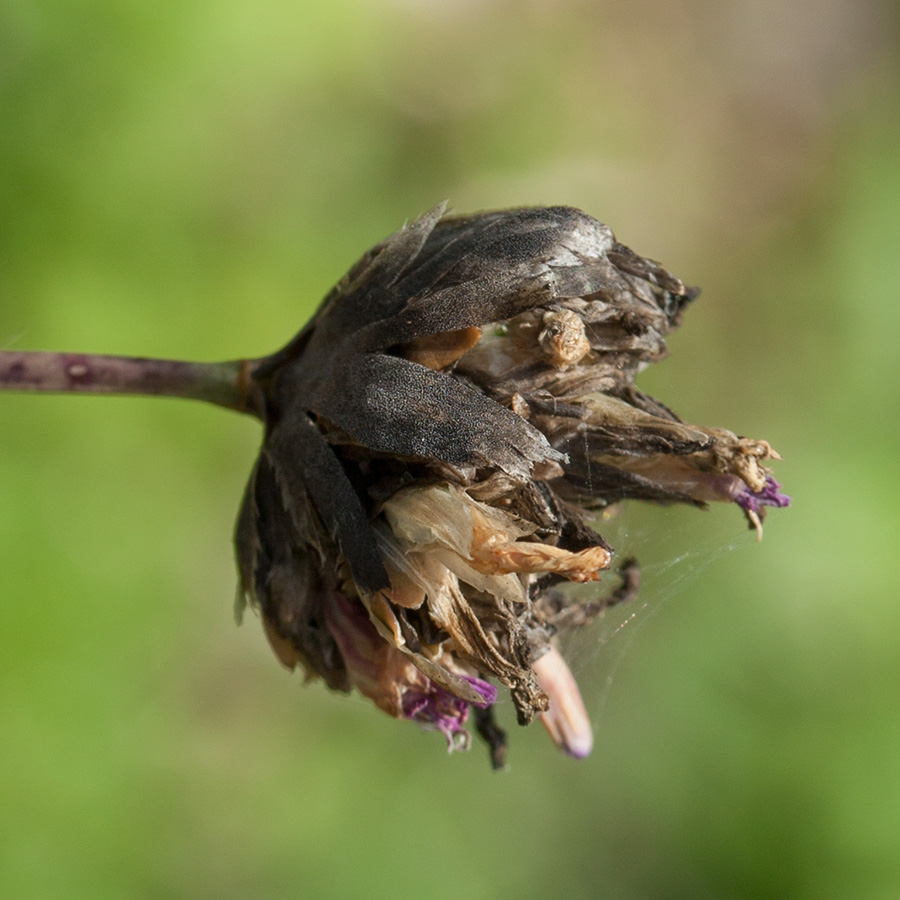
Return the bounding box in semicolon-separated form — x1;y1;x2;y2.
0;350;264;417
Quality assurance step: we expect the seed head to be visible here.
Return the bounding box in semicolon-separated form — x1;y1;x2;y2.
234;203;790;766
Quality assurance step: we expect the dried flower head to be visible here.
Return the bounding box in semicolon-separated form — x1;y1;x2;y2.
232;203;790;767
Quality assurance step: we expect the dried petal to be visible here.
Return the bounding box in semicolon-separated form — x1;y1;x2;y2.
734;475;792;514
470;541;611;582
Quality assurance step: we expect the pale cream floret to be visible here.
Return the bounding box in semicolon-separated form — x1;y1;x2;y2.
532;645;593;759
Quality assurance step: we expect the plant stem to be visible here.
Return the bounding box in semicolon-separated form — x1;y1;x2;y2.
0;350;263;418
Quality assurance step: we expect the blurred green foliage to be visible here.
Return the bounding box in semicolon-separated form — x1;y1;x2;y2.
2;1;900;898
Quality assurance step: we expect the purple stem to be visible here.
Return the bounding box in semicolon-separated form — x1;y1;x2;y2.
0;350;263;418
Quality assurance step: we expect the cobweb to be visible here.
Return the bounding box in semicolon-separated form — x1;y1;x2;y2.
555;500;757;726
1;333;27;350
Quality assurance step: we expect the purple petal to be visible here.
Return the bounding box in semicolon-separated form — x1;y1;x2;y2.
402;675;496;751
461;675;498;707
734;475;792;514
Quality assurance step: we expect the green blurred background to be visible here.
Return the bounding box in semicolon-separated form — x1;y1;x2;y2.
2;1;899;897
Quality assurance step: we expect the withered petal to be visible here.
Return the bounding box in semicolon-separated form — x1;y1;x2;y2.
361;590;492;705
